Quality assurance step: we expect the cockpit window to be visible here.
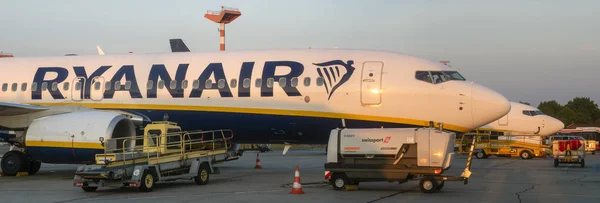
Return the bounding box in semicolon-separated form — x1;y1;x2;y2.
416;71;432;83
523;110;545;116
429;71;449;84
415;71;466;84
443;71;466;81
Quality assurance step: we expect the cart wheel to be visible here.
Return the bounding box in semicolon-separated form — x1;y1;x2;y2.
581;159;585;168
194;163;210;185
419;176;439;193
82;186;98;192
553;159;558;167
520;151;532;160
475;152;486;159
437;181;445;190
331;173;349;191
138;170;155;192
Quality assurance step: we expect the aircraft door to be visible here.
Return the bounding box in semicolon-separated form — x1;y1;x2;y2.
90;77;105;101
361;61;383;105
498;115;508;126
71;77;85;101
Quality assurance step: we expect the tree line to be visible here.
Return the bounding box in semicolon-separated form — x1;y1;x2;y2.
528;97;600;126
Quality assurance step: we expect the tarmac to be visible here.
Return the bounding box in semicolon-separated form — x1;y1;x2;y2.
1;146;600;203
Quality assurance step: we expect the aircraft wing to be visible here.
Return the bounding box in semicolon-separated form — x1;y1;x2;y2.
0;102;48;116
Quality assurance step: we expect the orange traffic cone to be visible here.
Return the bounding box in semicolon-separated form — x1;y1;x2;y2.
290;165;304;194
254;152;263;169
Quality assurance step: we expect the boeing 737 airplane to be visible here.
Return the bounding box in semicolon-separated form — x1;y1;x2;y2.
0;49;510;175
479;102;564;136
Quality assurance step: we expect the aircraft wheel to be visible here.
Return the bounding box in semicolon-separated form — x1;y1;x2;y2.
331;173;349;191
0;151;28;176
194;163;210;185
138;170;155;192
28;160;42;175
419;176;439;193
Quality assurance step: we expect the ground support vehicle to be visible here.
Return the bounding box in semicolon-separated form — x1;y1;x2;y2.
324;127;473;194
552;136;586;168
73;121;236;192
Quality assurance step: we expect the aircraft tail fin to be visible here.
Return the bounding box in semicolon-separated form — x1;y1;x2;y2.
170;39;190;52
96;45;105;55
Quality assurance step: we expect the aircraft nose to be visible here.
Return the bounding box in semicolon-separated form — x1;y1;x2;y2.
545;117;565;135
471;83;511;128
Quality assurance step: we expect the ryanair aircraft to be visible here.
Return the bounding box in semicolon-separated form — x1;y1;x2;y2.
0;49;510;175
479;102;564;136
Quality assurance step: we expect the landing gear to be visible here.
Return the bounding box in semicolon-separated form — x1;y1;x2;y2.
1;151;28;176
28;160;42;175
0;150;41;176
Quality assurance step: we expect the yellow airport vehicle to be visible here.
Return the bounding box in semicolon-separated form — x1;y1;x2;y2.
73;121;238;192
456;131;551;159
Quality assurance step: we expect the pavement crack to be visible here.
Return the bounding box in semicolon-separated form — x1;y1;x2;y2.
515;184;538;203
365;191;406;203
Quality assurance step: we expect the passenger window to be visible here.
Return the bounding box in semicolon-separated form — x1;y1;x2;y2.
114;81;122;90
205;79;213;89
255;79;262;87
63;82;69;91
1;83;6;92
75;82;82;91
51;82;58;91
105;81;111;90
230;79;238;88
146;80;154;90
279;78;287;87
266;78;274;88
41;82;48;91
182;80;188;89
192;80;200;89
21;83;27;92
243;78;250;88
291;77;298;87
218;79;226;89
11;83;17;92
94;81;102;90
303;77;311;86
158;80;164;89
316;77;324;86
31;83;38;91
416;71;433;83
170;80;177;90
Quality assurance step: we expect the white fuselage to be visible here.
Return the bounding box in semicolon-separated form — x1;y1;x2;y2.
479;102;564;136
0;49;510;148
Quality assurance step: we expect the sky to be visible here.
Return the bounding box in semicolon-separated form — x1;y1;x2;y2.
0;0;598;106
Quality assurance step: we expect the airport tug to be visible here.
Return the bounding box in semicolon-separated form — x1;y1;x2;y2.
73;121;238;192
325;126;474;193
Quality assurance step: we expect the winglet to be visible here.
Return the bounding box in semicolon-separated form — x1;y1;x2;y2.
170;39;191;52
96;46;105;56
